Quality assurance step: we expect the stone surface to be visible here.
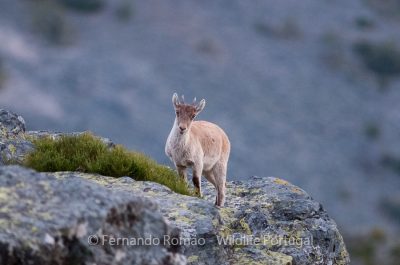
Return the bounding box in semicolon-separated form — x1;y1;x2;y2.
0;109;25;136
72;172;350;265
0;166;186;265
0;109;32;165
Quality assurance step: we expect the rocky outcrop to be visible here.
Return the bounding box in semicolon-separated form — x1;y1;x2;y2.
0;109;32;165
0;166;185;265
73;172;350;265
0;109;350;265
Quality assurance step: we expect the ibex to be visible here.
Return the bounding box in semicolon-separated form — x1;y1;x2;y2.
165;93;230;207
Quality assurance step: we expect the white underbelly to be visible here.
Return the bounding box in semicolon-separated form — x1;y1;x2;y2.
202;155;219;171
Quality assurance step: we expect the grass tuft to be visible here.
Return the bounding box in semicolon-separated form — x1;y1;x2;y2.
23;133;193;196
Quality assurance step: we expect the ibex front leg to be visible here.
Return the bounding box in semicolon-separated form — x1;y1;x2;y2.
192;163;203;197
176;165;188;183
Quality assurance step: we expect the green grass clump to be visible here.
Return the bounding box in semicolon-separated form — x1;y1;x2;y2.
24;133;192;196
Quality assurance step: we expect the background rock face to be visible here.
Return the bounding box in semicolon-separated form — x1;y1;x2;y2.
1;1;400;242
0;109;349;264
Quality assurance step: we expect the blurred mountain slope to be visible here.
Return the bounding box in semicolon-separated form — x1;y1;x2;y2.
1;1;400;255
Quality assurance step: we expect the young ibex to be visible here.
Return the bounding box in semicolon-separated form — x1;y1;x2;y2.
165;93;230;207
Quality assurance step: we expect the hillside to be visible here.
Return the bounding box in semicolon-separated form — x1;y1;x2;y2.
0;1;400;263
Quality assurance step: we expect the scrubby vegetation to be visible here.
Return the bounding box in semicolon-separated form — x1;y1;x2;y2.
353;40;400;88
354;16;375;30
364;122;380;140
115;0;134;21
29;0;105;45
59;0;104;13
381;153;400;175
346;228;386;265
31;0;75;45
380;197;400;224
23;133;193;196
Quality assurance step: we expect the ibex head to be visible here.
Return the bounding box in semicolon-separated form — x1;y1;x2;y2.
172;93;205;134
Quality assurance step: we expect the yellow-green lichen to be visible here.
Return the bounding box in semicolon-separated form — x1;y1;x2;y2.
168;212;193;224
291;187;304;194
0;187;11;201
232;247;293;265
267;251;293;264
274;179;290;186
187;255;199;263
8;144;16;156
239;218;252;235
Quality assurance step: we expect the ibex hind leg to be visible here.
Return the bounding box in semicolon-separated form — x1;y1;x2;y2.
212;162;227;207
204;170;217;203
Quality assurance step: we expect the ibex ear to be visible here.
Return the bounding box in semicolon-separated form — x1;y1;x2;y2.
196;99;206;113
172;93;179;108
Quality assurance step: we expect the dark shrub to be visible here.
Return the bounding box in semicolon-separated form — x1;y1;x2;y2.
60;0;105;13
31;0;75;45
353;41;400;76
353;40;400;88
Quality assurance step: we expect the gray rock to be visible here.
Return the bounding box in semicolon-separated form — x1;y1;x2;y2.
65;173;350;265
0;109;25;136
0;110;31;165
0;166;186;265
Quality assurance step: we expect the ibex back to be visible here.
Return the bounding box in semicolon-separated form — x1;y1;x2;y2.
165;93;230;206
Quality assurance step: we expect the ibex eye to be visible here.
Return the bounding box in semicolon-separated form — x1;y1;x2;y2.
176;111;179;116
191;115;196;119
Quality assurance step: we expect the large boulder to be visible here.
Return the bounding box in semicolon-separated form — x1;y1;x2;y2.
0;166;186;265
0;166;350;265
71;172;350;265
